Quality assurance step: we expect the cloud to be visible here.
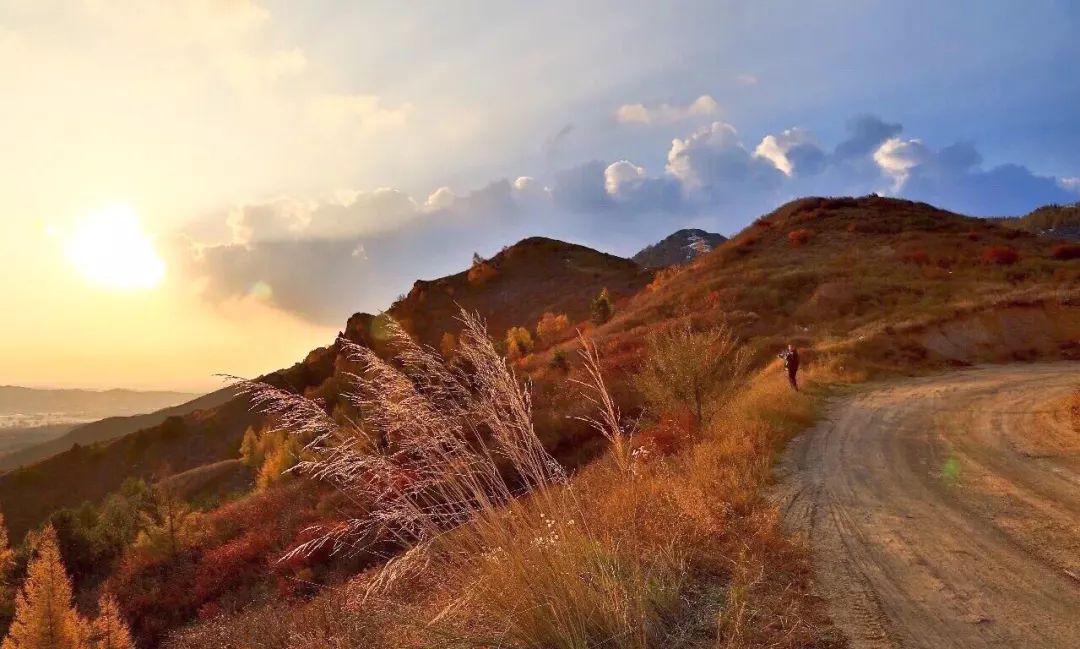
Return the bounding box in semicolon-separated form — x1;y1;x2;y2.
754;128;826;177
873;137;932;190
614;95;720;125
308;94;413;137
1058;177;1080;194
735;73;759;86
835;115;904;160
224;189;419;245
181;112;1077;323
667;121;785;197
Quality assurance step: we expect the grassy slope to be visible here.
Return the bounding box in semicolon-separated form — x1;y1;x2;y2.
161;196;1080;648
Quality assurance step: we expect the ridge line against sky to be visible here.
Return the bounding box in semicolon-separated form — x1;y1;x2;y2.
2;0;1079;390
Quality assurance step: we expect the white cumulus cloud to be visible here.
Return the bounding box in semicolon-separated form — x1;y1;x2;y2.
614;95;719;125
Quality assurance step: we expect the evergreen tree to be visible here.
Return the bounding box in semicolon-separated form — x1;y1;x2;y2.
0;512;13;594
590;287;614;325
86;596;133;649
238;426;263;468
0;511;15;632
1;525;86;649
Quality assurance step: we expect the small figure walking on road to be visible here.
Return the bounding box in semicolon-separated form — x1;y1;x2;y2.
779;343;800;391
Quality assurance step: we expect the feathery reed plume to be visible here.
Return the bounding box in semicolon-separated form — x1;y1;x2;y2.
572;332;633;473
232;309;566;582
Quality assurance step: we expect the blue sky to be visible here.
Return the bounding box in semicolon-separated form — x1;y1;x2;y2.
2;0;1079;388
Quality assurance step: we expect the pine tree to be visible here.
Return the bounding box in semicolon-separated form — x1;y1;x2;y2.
85;596;133;649
0;511;14;595
1;525;86;649
590;287;614;325
0;511;15;633
239;426;263;468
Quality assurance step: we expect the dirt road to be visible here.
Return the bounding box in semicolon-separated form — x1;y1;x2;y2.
779;363;1080;649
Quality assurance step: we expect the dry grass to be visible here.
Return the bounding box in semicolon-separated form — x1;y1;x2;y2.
173;311;842;649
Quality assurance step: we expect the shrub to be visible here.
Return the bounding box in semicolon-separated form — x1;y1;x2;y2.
590;287;614;325
981;245;1020;265
635;408;697;457
633;320;750;426
1050;243;1080;260
549;349;569;372
788;228;812;247
534;312;570;343
646;266;683;292
505;326;534;360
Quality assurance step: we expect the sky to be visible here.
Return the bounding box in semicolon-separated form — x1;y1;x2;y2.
2;0;1079;392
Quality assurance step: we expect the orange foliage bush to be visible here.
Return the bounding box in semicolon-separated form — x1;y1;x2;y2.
788;228;813;247
534;312;570;342
981;245;1020;265
1050;243;1080;260
646;265;684;292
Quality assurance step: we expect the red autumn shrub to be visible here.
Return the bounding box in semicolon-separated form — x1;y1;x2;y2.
636;409;698;457
1050;243;1080;260
193;530;273;601
965;230;981;241
752;217;774;229
788;228;812;247
981;246;1020;265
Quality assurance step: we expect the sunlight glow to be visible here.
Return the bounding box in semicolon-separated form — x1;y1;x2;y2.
66;205;167;291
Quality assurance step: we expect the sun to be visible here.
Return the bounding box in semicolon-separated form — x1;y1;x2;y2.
66;204;167;290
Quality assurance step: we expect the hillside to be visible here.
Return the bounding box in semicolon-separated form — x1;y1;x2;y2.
0;387;238;472
0;237;650;542
158;195;1080;648
1002;202;1080;239
0;386;197;418
631;228;727;268
388;236;651;347
0;424;72;458
4;196;1080;647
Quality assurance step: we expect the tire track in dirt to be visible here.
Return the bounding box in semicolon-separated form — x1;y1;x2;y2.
778;363;1080;649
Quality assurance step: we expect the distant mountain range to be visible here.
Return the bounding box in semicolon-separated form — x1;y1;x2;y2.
631;228;727;268
0;387;236;473
0;386;198;421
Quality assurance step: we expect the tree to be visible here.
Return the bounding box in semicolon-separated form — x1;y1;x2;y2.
239;426;263;468
534;312;570;343
505;327;534;361
0;511;14;631
1;525;86;649
136;488;198;559
0;512;13;595
85;596;133;649
256;433;301;491
590;288;614;325
633;320;750;426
